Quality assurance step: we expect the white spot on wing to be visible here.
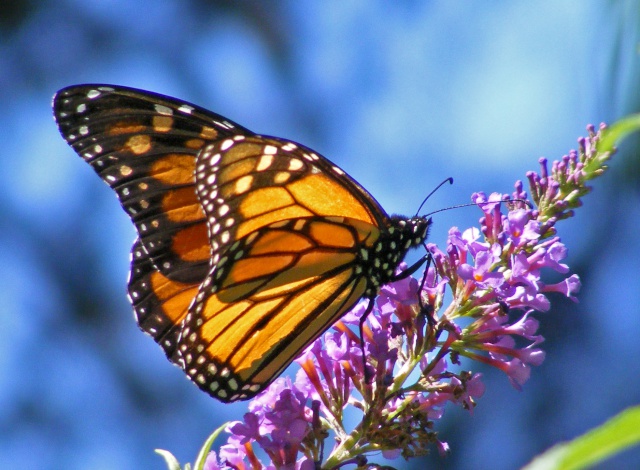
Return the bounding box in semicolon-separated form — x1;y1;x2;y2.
256;154;274;171
154;104;173;115
289;159;303;171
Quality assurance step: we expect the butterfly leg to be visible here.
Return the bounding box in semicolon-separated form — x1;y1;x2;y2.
394;247;438;330
417;251;438;330
358;296;376;385
392;252;429;281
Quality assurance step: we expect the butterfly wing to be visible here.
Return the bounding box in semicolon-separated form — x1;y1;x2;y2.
53;85;253;284
172;136;394;400
176;214;383;401
54;84;403;402
54;85;255;358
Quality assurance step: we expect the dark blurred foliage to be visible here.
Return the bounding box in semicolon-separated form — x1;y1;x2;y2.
1;1;639;469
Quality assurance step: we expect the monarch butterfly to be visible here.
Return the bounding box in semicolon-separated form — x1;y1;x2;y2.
53;85;432;402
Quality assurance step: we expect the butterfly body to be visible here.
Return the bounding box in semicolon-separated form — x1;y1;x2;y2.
53;85;431;402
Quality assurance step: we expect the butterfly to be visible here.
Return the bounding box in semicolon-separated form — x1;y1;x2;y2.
53;84;432;402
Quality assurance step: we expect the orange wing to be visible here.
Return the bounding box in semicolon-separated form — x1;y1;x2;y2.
54;85;252;284
177;215;383;401
54;85;253;357
54;84;432;403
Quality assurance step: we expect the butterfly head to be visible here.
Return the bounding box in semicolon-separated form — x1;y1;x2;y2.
388;215;432;249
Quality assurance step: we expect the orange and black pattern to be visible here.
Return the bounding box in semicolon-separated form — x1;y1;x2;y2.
53;85;432;402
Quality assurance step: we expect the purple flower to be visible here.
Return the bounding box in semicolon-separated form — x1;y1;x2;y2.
458;250;504;289
171;124;614;470
503;358;532;390
218;441;248;469
203;452;221;470
223;384;314;469
543;274;581;301
228;413;261;444
504;209;540;247
537;241;570;273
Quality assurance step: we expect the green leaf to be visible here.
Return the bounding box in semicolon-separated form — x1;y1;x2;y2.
155;448;182;470
597;114;640;152
193;423;229;470
522;405;640;470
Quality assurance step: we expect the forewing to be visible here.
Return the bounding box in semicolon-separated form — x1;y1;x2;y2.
194;136;389;267
53;84;253;284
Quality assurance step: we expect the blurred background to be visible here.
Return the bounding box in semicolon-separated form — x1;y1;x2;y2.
1;1;640;469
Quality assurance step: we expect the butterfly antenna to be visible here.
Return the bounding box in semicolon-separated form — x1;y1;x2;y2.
415;177;454;216
422;198;532;218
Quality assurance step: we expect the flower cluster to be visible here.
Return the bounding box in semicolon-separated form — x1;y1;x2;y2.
160;124;615;470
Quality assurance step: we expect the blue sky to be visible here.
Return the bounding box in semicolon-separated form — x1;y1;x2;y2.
1;2;639;469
